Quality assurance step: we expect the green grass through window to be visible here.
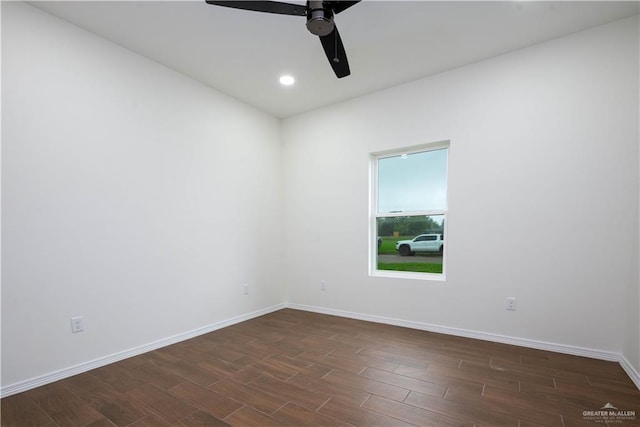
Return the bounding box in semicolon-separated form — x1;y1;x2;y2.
377;262;443;274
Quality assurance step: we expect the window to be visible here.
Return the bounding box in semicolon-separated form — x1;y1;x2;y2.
370;142;449;279
416;235;437;242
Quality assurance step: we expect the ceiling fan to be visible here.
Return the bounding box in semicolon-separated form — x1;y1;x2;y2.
204;1;360;78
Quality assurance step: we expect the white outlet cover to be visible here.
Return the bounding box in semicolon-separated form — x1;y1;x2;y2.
71;316;84;333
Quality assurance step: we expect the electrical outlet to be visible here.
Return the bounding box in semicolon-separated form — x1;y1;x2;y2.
243;283;249;295
320;280;326;291
506;297;517;311
71;316;84;333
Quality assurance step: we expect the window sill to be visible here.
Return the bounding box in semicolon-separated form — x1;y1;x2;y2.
369;269;446;282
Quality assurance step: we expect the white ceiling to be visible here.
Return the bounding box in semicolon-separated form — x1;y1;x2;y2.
31;1;639;118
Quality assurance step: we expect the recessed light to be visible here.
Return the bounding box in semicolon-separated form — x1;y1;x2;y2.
279;75;295;86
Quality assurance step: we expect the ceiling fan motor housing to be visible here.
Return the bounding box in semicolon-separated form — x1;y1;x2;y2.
306;1;334;36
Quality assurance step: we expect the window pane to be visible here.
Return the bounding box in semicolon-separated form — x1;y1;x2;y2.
378;148;447;214
376;215;444;274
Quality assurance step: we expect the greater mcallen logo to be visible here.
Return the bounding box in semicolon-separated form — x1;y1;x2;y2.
583;403;636;424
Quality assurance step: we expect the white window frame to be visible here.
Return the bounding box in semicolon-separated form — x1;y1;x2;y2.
369;141;450;281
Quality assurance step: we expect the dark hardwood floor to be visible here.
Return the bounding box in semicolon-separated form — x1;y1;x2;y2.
2;309;639;426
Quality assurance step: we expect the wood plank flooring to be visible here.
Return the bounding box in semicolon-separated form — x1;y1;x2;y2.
2;309;639;426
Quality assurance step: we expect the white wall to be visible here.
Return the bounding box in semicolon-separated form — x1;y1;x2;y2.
1;2;284;388
628;73;640;370
282;16;639;371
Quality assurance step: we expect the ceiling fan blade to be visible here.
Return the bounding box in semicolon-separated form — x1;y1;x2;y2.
325;1;360;14
205;1;306;16
319;26;350;78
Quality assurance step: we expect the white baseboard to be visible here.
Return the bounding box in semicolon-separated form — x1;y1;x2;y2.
287;303;640;389
0;303;286;398
620;355;640;390
3;301;639;397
